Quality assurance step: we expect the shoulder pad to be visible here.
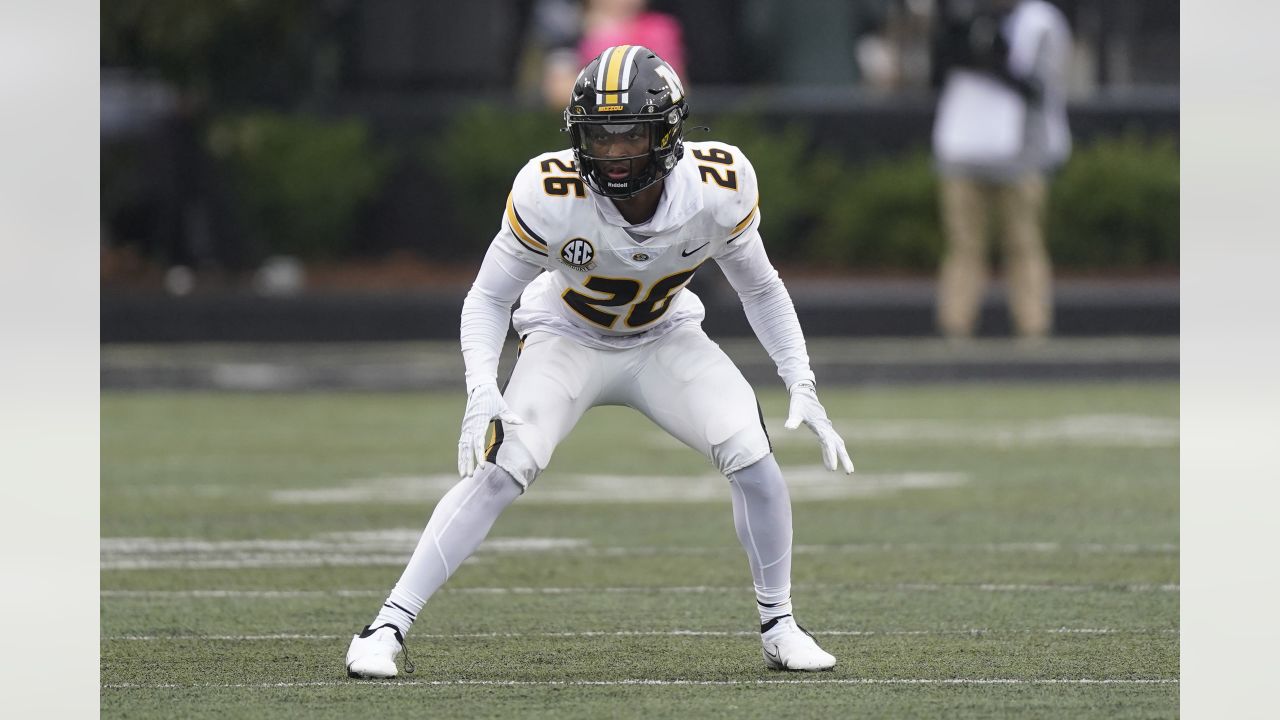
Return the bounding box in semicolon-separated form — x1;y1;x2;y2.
506;151;582;257
687;141;760;239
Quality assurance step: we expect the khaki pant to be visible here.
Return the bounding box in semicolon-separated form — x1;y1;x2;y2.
936;174;1052;339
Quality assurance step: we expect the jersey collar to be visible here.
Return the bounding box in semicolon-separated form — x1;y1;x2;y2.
589;154;704;235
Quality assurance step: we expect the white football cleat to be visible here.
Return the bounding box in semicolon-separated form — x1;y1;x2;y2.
346;624;413;678
760;615;836;671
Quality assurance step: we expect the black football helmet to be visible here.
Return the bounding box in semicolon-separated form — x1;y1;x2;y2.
564;46;689;199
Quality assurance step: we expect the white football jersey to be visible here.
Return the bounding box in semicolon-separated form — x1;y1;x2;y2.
493;140;761;349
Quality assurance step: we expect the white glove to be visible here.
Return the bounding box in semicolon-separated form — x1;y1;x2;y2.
457;383;525;477
784;380;854;474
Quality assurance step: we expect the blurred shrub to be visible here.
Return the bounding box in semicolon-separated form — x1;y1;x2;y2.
102;0;343;106
425;107;1178;270
810;152;943;269
210;112;392;259
424;106;565;246
1048;134;1180;267
806;138;1179;270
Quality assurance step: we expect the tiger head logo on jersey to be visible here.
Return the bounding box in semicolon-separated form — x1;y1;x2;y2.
564;45;688;200
560;238;596;271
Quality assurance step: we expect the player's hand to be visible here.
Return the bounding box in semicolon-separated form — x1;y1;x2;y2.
784;380;854;474
457;383;525;477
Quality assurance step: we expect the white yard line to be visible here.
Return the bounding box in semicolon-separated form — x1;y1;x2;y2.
102;589;378;598
99;555;464;570
610;543;1179;556
102;678;1178;689
104;628;1179;641
755;414;1179;448
266;470;969;506
101;583;1178;599
100;534;1178;571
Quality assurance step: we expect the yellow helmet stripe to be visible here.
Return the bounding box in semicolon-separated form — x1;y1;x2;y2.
604;44;631;95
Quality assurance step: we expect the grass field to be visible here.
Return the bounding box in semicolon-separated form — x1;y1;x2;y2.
101;380;1178;718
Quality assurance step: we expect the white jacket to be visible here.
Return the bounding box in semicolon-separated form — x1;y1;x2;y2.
933;0;1073;179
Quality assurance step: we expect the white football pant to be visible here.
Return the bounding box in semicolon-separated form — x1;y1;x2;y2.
486;324;773;488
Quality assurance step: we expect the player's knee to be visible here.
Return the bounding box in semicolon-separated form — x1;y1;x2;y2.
712;426;772;477
474;462;525;498
727;453;787;498
489;434;547;490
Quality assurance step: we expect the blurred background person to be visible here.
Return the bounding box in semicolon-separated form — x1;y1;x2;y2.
578;0;685;81
516;0;585;109
742;0;896;89
931;0;1073;341
520;0;686;112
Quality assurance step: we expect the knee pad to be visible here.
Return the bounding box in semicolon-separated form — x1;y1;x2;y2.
712;424;772;477
486;427;550;490
472;462;525;499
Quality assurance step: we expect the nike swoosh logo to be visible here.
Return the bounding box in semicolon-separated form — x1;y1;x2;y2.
763;644;783;666
681;242;710;257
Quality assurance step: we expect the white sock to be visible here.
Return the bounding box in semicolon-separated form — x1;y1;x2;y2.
372;463;523;635
727;454;795;626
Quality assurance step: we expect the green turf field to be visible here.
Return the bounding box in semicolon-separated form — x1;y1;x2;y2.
101;381;1178;718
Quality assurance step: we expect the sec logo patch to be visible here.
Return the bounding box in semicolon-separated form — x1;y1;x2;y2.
560;238;596;271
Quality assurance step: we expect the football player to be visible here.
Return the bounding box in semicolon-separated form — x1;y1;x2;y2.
346;46;853;678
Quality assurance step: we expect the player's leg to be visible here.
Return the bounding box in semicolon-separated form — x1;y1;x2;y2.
345;461;523;678
627;325;772;476
628;326;776;602
724;454;792;626
937;175;992;339
1000;172;1052;340
628;325;834;670
730;456;835;671
348;332;601;677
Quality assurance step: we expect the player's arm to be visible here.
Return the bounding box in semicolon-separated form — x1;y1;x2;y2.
716;229;812;389
717;233;853;474
457;168;550;477
713;152;853;474
709;149;812;390
459;238;542;392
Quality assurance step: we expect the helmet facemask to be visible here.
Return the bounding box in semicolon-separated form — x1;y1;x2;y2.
567;109;685;199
